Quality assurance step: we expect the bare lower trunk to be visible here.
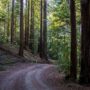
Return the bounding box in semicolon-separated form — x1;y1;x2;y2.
11;0;15;44
19;0;24;56
79;0;90;84
25;0;30;48
39;0;43;58
7;2;10;42
42;0;48;60
29;0;34;53
70;0;77;81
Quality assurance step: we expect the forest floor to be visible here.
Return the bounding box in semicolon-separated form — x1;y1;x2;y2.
0;45;90;90
0;44;49;63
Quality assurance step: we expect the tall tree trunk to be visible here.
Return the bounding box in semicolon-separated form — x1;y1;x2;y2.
42;0;48;60
25;0;30;49
14;17;17;41
19;0;24;56
11;0;15;44
4;20;6;39
29;0;34;53
79;0;90;84
39;0;43;58
7;2;10;42
27;0;30;46
70;0;77;81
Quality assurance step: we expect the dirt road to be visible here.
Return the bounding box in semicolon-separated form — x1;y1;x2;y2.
0;64;58;90
0;63;89;90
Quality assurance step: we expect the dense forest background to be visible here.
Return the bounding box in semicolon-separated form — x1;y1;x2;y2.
0;0;90;85
0;0;80;73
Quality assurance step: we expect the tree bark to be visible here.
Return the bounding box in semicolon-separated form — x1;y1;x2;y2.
70;0;77;81
19;0;24;56
7;2;10;42
42;0;48;60
79;0;90;84
39;0;43;58
25;0;30;48
11;0;15;44
29;0;34;53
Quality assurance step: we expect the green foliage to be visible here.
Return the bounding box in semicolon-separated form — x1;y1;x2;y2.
48;26;71;73
47;0;80;73
0;0;81;74
0;35;6;43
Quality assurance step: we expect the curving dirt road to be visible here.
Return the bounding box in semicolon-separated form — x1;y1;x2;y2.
0;63;88;90
0;64;57;90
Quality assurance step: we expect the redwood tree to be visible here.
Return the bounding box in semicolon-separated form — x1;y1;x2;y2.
42;0;48;60
7;2;10;42
39;0;43;58
25;0;30;48
19;0;24;56
29;0;34;53
11;0;15;44
70;0;77;80
79;0;90;84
